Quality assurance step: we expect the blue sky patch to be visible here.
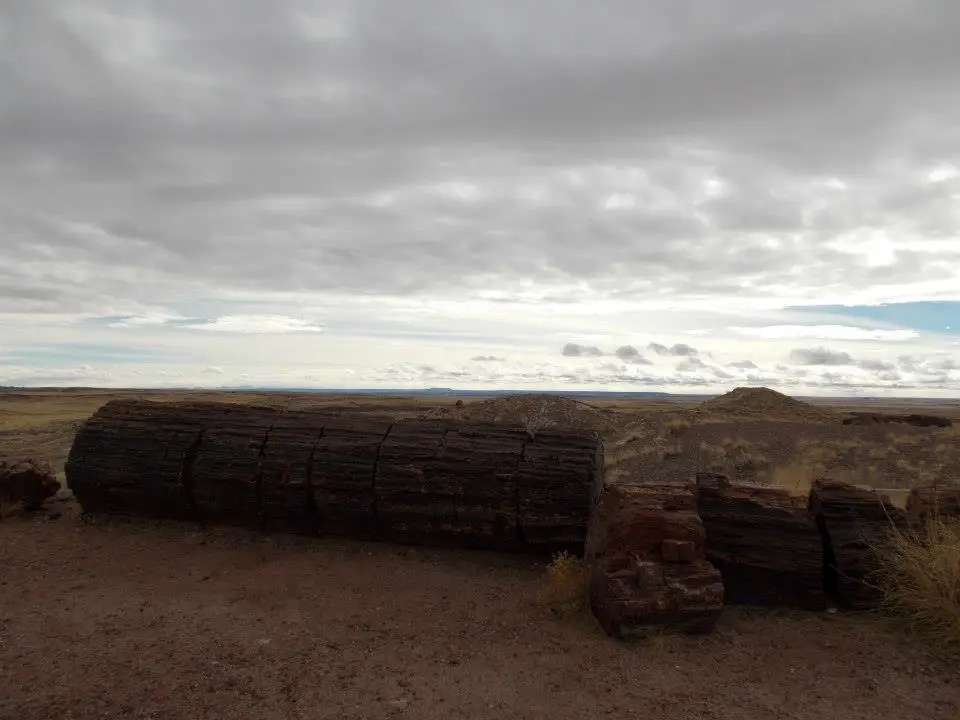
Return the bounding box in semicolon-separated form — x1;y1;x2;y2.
0;343;183;366
788;301;959;335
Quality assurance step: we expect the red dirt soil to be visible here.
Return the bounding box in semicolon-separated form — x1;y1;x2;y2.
1;511;958;720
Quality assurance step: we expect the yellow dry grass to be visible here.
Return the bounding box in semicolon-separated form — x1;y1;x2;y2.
770;461;816;498
535;551;590;616
664;417;691;436
873;514;960;645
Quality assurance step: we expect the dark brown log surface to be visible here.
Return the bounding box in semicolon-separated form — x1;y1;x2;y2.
696;474;825;610
809;479;906;610
65;399;603;553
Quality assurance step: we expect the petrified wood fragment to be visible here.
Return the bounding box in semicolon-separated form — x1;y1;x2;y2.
587;481;723;638
809;479;906;610
696;474;824;610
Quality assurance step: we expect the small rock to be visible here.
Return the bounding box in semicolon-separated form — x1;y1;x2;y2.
0;459;61;512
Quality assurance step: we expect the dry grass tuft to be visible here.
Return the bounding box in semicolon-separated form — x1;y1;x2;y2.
771;461;816;498
720;436;769;474
873;513;960;645
664;417;691;436
535;551;590;616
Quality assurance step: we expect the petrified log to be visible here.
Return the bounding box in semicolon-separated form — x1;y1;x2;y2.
0;459;61;512
587;481;723;638
841;412;952;428
312;417;392;539
65;399;602;552
517;430;606;552
696;474;824;610
66;399;210;519
809;479;907;610
376;421;526;549
906;485;960;522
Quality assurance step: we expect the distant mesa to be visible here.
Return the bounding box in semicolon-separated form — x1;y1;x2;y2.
697;386;840;424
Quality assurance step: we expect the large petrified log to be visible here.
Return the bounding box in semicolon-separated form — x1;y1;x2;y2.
66;399;602;553
809;479;907;610
586;481;724;638
696;474;824;610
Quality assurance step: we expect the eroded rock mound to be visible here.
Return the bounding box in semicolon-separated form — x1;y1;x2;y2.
586;481;724;638
696;474;825;610
698;387;839;424
457;394;616;436
809;479;906;610
0;459;61;513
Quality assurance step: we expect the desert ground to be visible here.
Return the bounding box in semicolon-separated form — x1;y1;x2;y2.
1;388;959;720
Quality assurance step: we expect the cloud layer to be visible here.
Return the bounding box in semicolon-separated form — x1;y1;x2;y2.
1;1;959;394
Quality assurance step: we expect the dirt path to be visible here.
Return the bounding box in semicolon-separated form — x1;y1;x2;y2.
1;512;957;720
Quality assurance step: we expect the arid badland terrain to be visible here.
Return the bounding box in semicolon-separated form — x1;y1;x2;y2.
1;387;959;720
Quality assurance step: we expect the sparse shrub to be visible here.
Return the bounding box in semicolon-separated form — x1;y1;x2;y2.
720;437;769;474
664;417;691;436
698;441;727;471
873;513;960;645
535;550;590;616
732;451;769;474
660;442;684;461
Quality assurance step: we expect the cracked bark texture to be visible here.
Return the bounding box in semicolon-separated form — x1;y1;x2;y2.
66;399;602;553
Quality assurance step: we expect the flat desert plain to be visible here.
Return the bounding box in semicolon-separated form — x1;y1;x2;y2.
1;388;959;720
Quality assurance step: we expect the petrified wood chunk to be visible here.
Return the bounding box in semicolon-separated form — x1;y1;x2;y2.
696;474;824;610
516;430;604;552
0;459;60;512
809;479;906;610
587;481;723;638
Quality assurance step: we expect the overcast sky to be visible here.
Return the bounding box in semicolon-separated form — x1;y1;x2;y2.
2;1;959;395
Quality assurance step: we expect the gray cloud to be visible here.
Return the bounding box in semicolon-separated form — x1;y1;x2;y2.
789;347;854;366
729;360;758;370
470;355;505;362
561;343;603;357
649;342;700;357
857;358;896;372
614;345;652;364
2;0;960;319
676;357;707;372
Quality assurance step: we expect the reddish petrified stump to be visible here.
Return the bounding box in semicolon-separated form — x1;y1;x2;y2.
586;481;723;638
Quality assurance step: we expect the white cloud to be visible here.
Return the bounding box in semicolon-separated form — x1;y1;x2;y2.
729;325;919;341
182;315;325;334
